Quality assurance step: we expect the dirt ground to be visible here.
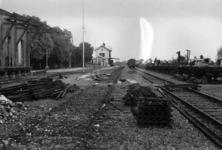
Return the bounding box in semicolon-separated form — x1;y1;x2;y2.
0;66;220;149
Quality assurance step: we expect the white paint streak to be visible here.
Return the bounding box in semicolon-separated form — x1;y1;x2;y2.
140;17;154;60
207;0;221;8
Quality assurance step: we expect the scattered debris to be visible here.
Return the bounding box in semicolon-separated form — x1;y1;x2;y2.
118;79;138;84
58;73;67;79
76;74;92;80
94;124;100;127
0;95;27;123
76;73;112;81
126;79;138;84
92;83;98;86
119;79;127;82
117;80;122;84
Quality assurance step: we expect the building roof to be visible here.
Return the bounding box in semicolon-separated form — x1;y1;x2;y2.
94;44;112;52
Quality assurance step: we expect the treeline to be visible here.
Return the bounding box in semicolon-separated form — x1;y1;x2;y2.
26;15;93;69
114;59;144;66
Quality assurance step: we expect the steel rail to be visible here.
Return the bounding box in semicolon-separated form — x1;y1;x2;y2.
134;67;174;84
135;68;222;103
187;88;222;103
132;67;222;148
82;66;124;149
160;88;222;126
171;100;222;148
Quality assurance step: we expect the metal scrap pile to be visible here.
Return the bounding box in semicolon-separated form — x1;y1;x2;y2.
123;83;173;127
0;77;78;102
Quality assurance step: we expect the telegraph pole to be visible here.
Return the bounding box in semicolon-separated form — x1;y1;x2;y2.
82;0;85;75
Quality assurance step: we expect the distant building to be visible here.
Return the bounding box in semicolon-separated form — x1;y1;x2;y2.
0;8;50;79
93;43;112;66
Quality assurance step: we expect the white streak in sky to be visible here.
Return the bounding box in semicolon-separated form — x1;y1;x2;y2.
207;0;221;8
140;17;154;60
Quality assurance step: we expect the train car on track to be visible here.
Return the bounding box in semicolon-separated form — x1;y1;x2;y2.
127;59;136;68
144;58;222;82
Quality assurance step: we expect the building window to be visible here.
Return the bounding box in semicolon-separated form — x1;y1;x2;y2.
99;53;105;57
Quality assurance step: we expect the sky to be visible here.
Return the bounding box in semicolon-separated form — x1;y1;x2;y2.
1;0;222;62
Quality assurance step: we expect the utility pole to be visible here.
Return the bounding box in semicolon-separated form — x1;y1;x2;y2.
82;0;85;75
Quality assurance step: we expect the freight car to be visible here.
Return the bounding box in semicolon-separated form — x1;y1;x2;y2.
127;59;136;68
145;59;222;82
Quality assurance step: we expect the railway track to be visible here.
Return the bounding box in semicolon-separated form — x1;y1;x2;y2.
3;67;125;149
133;67;222;148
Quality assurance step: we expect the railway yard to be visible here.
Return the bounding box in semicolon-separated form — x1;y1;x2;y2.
0;66;221;149
2;2;222;150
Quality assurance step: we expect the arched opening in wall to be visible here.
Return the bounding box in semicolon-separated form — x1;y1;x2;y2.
18;40;24;66
5;36;11;67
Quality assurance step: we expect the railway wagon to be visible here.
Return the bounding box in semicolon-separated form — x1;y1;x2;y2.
127;59;136;68
145;64;222;82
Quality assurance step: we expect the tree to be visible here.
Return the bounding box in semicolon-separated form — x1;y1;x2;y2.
137;59;144;65
26;14;96;69
30;34;54;69
70;44;77;67
49;27;73;68
200;55;204;59
25;15;54;69
75;42;93;66
114;61;127;66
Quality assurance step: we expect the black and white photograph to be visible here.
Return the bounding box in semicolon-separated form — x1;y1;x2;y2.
0;0;222;149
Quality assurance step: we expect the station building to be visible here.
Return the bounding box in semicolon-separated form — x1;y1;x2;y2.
0;9;50;79
93;43;112;67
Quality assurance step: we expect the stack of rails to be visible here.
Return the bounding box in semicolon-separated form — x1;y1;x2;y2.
123;84;173;127
0;78;78;102
136;97;173;127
